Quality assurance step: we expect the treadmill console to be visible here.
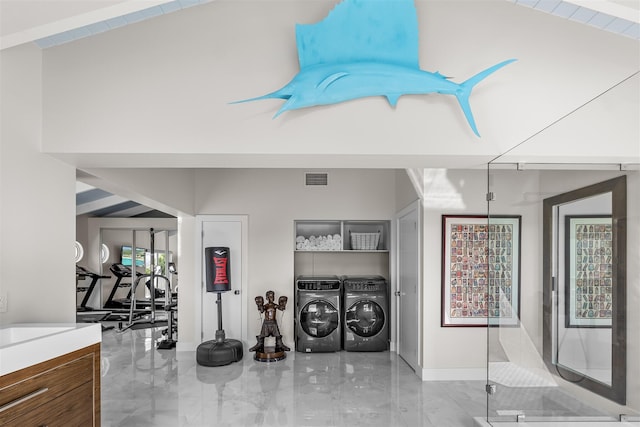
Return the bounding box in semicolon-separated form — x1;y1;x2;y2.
110;263;135;277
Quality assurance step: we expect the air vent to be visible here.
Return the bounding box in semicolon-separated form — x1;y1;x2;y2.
305;173;328;186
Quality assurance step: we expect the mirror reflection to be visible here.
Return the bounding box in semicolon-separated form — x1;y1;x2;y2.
543;175;626;405
556;193;612;386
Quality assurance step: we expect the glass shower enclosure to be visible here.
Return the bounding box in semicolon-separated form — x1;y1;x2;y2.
483;147;639;426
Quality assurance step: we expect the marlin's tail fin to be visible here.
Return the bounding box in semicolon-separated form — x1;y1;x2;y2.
455;59;516;137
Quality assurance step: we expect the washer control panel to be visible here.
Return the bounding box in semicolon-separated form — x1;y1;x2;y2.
342;276;387;292
296;275;341;291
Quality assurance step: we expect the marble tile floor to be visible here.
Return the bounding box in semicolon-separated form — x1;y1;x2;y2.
99;326;617;427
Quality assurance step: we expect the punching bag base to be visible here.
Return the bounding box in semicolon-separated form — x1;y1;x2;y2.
196;338;243;367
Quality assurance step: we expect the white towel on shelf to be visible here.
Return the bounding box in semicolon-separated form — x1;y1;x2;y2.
296;233;342;250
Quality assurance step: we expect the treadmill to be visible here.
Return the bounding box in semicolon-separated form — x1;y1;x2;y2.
104;263;164;321
75;265;113;330
76;265;111;311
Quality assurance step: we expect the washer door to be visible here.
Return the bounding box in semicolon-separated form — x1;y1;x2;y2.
346;299;385;337
300;299;339;338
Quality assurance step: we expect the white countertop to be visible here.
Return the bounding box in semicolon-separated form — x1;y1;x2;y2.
0;323;101;376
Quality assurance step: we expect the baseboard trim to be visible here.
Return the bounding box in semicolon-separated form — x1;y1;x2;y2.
420;368;486;381
177;341;196;352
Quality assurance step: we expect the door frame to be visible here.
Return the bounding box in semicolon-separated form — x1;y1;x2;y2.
394;199;422;373
195;215;249;345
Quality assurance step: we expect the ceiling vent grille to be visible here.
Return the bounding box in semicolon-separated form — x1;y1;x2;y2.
305;172;328;186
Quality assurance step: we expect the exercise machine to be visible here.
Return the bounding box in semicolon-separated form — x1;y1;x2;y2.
76;265;114;331
104;263;142;309
76;265;110;312
158;262;179;349
102;263;151;322
118;228;178;350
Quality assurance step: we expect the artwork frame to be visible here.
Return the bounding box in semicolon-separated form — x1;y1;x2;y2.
564;215;613;328
441;215;521;327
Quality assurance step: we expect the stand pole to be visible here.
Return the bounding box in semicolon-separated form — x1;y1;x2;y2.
217;293;223;330
215;293;225;342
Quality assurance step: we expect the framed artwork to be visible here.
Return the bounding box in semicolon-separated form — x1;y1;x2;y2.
564;215;613;328
441;215;521;327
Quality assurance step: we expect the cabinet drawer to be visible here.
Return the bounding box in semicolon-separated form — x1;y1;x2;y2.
3;381;94;427
0;354;93;425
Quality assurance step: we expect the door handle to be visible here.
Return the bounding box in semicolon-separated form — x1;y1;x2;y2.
0;388;49;413
395;291;401;296
234;290;240;295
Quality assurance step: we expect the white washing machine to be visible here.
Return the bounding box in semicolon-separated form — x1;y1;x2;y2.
295;276;342;353
342;275;389;352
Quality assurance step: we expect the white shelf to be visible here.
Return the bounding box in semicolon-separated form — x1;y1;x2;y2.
294;220;390;251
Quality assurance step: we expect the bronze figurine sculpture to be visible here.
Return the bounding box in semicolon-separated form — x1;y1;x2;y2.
250;290;290;361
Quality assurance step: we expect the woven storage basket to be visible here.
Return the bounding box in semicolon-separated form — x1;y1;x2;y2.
350;231;380;250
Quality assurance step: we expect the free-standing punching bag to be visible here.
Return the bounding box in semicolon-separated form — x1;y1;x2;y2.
196;247;243;366
205;247;231;293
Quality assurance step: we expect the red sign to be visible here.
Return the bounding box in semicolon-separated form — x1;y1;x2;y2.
213;256;228;285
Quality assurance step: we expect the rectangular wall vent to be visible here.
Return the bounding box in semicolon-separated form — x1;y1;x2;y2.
305;172;328;186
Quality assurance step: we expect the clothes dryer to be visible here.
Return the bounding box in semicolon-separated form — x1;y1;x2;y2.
342;275;389;352
295;275;342;353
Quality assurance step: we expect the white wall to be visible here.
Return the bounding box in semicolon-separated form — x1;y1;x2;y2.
40;1;639;169
495;73;639;165
421;169;487;377
485;169;545;377
0;43;76;325
192;168;401;349
176;215;196;348
395;169;420;212
76;214;89;252
420;169;541;378
625;172;640;411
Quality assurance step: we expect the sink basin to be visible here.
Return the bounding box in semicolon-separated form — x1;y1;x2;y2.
0;323;101;376
0;325;75;346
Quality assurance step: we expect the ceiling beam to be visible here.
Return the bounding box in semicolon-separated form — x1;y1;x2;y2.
1;0;177;50
76;194;129;215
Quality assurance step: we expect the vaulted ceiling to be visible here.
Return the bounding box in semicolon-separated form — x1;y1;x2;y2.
2;0;638;217
2;0;637;52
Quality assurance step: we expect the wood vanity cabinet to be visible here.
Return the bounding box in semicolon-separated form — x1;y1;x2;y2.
0;343;100;427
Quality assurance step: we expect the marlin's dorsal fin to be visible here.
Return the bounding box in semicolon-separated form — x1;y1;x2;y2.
317;72;349;91
295;0;419;69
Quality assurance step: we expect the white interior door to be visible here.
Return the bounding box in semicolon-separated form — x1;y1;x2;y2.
397;201;420;372
198;215;247;344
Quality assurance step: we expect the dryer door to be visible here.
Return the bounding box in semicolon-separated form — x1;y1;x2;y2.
300;299;339;338
345;299;385;337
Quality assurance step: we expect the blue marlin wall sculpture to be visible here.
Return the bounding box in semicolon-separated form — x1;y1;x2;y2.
232;0;516;137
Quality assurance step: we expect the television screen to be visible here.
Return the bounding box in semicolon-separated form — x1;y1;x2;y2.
121;246;146;267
